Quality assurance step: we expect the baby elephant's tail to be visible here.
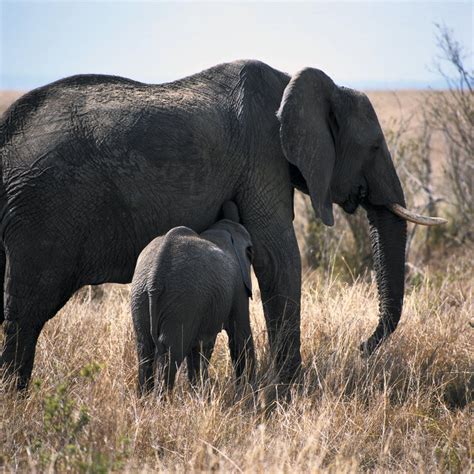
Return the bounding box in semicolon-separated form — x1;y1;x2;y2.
148;292;160;346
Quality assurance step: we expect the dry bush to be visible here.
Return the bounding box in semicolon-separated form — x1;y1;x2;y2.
1;257;472;472
294;193;372;280
385;114;445;271
425;25;473;244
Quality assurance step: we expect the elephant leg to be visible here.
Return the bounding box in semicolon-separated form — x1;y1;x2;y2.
250;224;302;384
186;346;201;385
137;349;155;396
156;326;193;392
228;330;255;383
131;296;156;395
156;346;186;393
186;340;215;387
135;329;155;396
228;293;255;383
1;258;73;390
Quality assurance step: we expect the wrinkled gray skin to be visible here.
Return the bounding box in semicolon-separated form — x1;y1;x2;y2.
0;60;406;390
131;202;255;394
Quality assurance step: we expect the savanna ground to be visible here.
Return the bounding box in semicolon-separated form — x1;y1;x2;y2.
0;80;473;472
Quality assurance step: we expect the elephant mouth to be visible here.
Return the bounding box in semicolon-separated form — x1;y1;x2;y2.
340;184;446;227
341;198;359;214
340;184;368;214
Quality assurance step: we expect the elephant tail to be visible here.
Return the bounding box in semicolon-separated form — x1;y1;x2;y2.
148;289;163;347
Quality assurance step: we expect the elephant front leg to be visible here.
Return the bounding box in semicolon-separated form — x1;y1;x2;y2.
251;225;302;384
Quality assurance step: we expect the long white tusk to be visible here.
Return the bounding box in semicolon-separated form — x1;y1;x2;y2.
389;203;447;226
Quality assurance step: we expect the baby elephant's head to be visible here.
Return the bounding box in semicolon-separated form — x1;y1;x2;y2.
220;201;253;296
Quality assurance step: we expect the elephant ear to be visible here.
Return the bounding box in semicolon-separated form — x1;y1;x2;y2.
230;234;253;299
277;68;338;226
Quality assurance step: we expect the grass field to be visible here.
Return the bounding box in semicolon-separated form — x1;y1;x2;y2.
0;90;472;472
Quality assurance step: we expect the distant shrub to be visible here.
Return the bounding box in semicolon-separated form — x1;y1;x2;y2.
425;24;473;244
298;194;371;280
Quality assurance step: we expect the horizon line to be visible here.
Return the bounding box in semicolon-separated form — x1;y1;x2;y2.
0;76;449;92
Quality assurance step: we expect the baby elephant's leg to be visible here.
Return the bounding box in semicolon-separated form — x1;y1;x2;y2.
186;340;215;386
228;292;256;383
156;347;182;393
157;323;194;392
156;347;178;392
137;343;155;396
131;296;156;396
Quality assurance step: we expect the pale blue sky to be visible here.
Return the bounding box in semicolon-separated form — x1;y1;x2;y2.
0;1;472;90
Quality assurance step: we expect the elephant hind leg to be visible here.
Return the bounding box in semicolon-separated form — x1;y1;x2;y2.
186;340;215;387
156;320;196;393
1;261;75;390
131;297;156;396
155;345;185;393
135;335;155;396
228;330;256;384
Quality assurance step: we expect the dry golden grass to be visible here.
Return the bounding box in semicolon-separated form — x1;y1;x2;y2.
1;256;472;472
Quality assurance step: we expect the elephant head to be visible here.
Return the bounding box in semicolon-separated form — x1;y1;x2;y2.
277;68;446;353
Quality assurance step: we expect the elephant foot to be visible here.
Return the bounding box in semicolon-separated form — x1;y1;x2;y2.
258;381;295;417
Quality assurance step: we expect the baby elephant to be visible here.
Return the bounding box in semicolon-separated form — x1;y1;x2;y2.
131;201;255;394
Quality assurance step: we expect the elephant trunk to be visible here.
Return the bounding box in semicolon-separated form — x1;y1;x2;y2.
362;204;407;354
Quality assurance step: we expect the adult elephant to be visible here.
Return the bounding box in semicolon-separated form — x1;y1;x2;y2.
0;60;443;389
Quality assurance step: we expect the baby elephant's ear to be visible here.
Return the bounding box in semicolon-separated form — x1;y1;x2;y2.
222;201;241;223
231;236;253;298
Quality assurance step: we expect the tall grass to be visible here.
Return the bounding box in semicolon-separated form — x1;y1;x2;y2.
1;257;471;472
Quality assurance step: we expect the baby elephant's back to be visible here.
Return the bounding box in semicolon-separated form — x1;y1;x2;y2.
141;227;240;329
166;231;238;298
